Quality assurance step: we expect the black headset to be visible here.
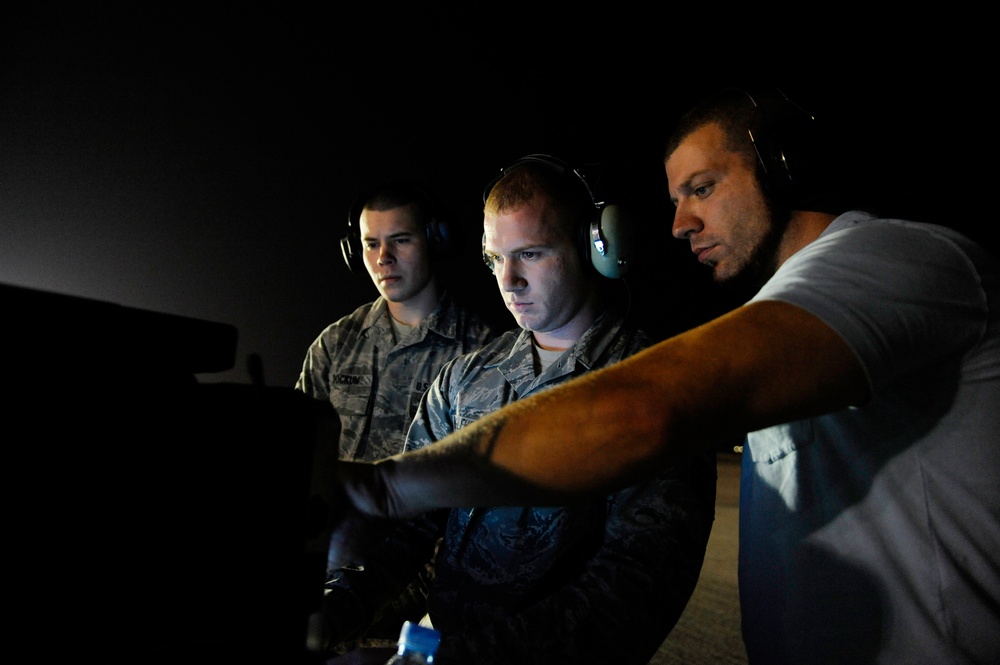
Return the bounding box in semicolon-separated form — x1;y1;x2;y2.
339;180;454;273
743;88;822;209
480;154;634;279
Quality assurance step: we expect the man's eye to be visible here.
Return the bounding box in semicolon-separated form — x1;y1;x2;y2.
521;251;538;261
364;242;378;250
694;183;712;197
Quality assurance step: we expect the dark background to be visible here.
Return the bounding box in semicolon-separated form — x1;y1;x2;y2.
2;5;994;387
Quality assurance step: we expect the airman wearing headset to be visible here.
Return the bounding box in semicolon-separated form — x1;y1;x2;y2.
318;156;717;665
296;180;498;463
295;181;499;645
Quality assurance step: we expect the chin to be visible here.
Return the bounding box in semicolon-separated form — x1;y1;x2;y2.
511;314;531;329
711;266;733;284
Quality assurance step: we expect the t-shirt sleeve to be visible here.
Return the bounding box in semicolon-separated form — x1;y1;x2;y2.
751;219;988;395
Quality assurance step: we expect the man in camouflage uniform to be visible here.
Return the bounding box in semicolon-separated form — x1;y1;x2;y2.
295;180;498;462
322;158;717;665
297;181;498;652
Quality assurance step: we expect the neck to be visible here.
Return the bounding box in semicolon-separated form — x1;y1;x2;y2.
387;283;442;327
532;288;608;351
777;210;838;267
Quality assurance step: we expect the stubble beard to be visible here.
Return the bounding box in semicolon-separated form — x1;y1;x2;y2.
716;198;791;298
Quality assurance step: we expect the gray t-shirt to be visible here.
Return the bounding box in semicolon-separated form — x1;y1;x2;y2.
743;210;1000;664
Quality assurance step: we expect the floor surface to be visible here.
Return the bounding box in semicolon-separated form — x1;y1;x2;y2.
650;453;747;664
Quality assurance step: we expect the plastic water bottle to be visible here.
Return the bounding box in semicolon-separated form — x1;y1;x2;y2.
384;620;442;664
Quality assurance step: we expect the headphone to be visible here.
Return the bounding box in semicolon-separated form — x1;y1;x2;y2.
340;180;454;273
743;88;822;209
480;154;633;279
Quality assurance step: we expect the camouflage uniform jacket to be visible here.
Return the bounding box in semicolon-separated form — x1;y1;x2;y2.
329;308;718;665
295;291;498;462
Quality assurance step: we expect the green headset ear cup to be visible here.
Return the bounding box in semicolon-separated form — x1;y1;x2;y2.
483;154;637;279
588;204;633;279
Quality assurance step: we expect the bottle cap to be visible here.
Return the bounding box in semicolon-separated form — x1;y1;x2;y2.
399;620;441;654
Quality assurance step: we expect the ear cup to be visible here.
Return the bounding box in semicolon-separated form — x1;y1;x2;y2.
481;232;493;273
588;203;633;279
340;232;364;274
425;215;454;259
340;181;453;273
745;89;819;208
482;154;634;279
340;194;366;273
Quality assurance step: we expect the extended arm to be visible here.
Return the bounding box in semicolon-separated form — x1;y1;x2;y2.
333;300;868;517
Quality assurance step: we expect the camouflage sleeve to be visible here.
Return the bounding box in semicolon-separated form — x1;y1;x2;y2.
323;511;445;648
295;332;332;401
403;355;461;452
434;451;718;665
323;341;464;649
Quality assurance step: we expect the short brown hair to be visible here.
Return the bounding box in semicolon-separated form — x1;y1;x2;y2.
483;160;593;240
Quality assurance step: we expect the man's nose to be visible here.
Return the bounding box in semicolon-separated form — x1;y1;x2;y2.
377;246;395;265
672;201;702;240
498;262;524;291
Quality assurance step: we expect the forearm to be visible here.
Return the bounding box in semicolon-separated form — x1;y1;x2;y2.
336;301;865;518
348;361;690;518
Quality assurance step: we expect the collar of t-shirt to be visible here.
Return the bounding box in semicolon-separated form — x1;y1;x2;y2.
532;341;565;375
388;313;415;344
